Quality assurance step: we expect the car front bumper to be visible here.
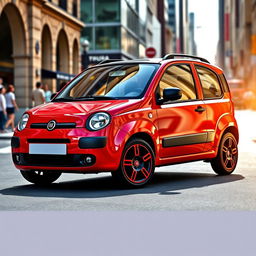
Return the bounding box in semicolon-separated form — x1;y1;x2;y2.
11;128;121;173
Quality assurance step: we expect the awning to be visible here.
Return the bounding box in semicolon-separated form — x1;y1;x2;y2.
42;69;75;81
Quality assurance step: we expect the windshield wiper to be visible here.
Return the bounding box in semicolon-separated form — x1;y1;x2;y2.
52;97;74;102
73;96;118;101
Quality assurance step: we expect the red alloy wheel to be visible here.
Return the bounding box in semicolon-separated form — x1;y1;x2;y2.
122;143;153;184
221;136;238;171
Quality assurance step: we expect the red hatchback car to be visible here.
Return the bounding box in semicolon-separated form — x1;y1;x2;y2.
12;54;239;187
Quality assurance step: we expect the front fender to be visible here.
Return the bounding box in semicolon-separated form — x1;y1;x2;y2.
112;110;158;154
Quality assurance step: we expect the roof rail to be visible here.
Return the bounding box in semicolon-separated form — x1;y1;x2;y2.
162;54;210;64
98;59;122;65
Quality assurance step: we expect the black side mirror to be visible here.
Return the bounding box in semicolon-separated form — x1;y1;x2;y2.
50;93;57;101
162;88;182;102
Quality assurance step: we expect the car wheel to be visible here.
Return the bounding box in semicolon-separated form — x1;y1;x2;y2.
211;132;238;175
20;170;62;185
112;139;155;187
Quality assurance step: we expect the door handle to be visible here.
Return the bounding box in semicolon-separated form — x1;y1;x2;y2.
195;106;206;113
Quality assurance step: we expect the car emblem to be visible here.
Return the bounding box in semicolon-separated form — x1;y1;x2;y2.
47;120;56;131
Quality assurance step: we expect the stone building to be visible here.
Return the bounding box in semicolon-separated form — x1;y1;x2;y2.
0;0;84;111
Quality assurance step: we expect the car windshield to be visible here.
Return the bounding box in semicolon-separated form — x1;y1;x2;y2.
54;63;159;101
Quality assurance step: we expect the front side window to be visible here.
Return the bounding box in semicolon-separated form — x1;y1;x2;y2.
157;64;197;102
54;64;159;101
196;65;222;99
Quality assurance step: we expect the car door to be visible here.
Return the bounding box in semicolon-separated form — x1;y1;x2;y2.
155;63;208;158
194;65;231;152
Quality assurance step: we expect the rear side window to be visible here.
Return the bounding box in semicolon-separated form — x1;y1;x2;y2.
219;74;230;92
157;64;197;102
196;65;222;99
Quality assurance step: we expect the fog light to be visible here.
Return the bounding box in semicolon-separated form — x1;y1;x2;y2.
85;156;92;164
16;155;20;162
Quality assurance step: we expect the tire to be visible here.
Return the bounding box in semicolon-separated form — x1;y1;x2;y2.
211;132;238;175
112;139;155;187
20;170;62;185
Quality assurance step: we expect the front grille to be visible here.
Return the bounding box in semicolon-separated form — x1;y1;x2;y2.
27;139;70;143
13;153;95;167
30;123;76;129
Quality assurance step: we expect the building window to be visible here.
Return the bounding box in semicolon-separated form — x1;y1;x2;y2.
121;28;139;57
81;0;93;23
72;0;78;17
82;27;93;48
95;26;120;50
95;0;120;22
59;0;67;11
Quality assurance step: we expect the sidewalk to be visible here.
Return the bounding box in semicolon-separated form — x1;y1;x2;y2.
0;132;13;140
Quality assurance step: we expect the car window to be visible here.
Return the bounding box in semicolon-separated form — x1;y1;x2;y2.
219;74;230;92
196;65;222;99
156;64;197;102
55;64;159;101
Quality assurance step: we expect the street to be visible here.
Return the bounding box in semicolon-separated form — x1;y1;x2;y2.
0;110;255;211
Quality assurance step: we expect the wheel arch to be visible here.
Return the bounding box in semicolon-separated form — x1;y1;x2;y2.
126;132;156;154
214;125;239;156
222;125;239;143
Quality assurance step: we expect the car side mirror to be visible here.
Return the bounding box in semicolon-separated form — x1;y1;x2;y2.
162;88;182;102
50;93;57;101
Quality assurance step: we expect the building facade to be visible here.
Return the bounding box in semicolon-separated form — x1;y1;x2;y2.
80;0;164;63
0;0;83;111
168;0;176;52
188;12;197;55
175;0;187;53
218;0;256;90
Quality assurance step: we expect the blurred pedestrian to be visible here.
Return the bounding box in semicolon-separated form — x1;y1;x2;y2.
5;84;19;131
0;77;3;87
43;83;52;103
0;85;7;133
32;82;45;106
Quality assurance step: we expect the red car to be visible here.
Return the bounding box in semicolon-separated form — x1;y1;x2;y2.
12;54;239;187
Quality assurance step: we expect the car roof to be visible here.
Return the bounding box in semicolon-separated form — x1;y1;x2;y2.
94;54;223;73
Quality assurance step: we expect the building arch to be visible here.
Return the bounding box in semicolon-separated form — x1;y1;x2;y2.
1;3;26;56
41;24;53;89
41;25;53;71
0;3;28;108
72;38;79;74
56;29;70;73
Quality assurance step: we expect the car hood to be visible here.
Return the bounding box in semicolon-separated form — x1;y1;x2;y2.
27;99;142;127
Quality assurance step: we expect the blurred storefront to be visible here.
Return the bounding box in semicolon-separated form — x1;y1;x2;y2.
80;0;163;65
0;0;84;110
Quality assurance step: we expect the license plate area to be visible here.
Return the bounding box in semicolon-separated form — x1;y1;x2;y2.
29;143;67;155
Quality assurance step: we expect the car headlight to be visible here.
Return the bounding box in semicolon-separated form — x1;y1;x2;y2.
17;113;29;131
87;112;111;131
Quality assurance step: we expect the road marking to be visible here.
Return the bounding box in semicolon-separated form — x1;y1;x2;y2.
0;146;11;154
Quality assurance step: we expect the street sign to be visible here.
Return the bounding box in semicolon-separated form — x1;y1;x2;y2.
145;47;156;58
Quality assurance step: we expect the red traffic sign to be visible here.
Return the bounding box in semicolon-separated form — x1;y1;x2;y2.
145;47;156;58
